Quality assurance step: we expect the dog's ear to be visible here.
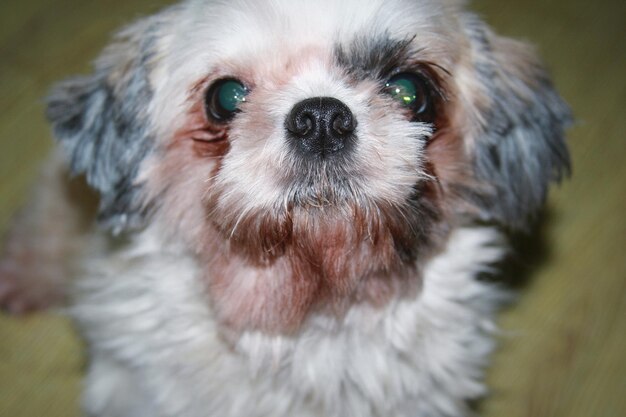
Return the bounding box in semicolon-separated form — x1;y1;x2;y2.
46;18;160;233
460;16;571;229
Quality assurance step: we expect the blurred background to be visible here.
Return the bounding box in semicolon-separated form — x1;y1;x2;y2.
0;0;624;416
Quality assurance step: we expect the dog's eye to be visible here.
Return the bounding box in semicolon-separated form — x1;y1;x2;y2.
385;72;435;123
205;78;248;122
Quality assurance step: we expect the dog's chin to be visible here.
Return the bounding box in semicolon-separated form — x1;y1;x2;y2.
204;181;442;333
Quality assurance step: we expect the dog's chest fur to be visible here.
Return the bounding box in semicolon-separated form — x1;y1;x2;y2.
71;226;506;417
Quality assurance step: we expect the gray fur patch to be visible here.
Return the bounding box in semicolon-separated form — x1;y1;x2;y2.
465;16;571;229
46;22;159;234
334;34;415;81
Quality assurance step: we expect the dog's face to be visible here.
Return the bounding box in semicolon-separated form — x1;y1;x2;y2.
47;0;570;333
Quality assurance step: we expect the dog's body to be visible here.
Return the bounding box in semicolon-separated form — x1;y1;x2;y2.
0;0;569;416
73;225;506;417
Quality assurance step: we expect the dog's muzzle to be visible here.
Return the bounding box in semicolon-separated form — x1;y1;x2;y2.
285;97;357;159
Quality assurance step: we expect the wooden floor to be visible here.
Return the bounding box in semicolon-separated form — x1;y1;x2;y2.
0;0;624;416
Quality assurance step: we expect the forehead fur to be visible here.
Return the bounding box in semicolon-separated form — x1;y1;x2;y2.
191;0;461;62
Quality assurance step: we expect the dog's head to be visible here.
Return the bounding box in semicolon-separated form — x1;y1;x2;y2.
47;0;570;332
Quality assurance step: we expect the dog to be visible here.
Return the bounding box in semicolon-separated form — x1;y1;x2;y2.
0;0;570;416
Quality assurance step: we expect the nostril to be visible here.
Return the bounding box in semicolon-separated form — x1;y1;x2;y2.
332;113;356;136
288;112;314;137
302;116;313;135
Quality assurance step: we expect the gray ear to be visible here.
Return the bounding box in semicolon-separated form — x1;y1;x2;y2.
463;16;571;229
46;20;158;233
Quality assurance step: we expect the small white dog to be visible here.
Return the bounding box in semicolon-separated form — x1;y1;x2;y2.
0;0;570;416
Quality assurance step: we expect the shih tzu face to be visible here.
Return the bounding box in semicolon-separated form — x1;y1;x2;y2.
47;0;570;334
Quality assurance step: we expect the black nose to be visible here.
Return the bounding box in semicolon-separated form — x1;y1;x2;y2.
285;97;357;158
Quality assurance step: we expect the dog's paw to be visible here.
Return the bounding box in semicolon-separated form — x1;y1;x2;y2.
0;256;65;315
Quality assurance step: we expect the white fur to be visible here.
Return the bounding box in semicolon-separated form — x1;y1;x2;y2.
70;226;507;417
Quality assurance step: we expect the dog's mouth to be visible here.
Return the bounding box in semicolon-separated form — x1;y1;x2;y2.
208;178;437;263
285;172;362;209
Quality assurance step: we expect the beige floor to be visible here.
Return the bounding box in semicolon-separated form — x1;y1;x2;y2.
1;0;625;416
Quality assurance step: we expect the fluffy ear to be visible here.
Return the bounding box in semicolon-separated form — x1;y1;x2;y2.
461;16;571;229
46;18;160;233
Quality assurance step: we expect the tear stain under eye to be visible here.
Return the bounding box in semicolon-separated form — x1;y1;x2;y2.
171;88;232;158
192;133;230;158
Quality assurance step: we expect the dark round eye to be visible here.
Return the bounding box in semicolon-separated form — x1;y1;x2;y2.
385;72;436;123
204;78;248;122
